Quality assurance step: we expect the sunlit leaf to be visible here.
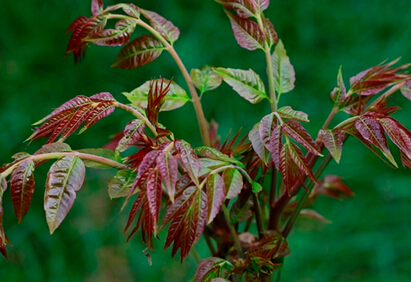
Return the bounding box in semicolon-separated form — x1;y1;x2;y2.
123;79;190;111
44;156;85;234
108;169;136;199
213;67;267;104
190;66;223;94
249;124;270;164
223;168;243;199
282;120;322;156
224;10;264;51
141;9;180;43
10;159;35;223
318;129;345;163
271;40;295;95
355;115;397;167
195;257;233;282
111;35;164;69
206;174;225;224
277;106;309;122
156;151;178;203
175;140;201;187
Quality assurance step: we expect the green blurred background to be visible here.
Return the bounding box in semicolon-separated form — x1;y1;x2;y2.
2;0;411;281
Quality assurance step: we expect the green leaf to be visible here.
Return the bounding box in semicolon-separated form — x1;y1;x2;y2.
318;129;345;163
277;106;309;122
196;146;240;165
213;67;268;104
76;148;121;169
140;9;180;43
190;66;223;94
111;35;164;69
251;181;262;193
223;168;243;199
34;143;72;155
206;174;225;224
44;156;86;234
330;66;347;106
123;79;190;111
108;169;136;199
271;40;295;95
10;159;35;223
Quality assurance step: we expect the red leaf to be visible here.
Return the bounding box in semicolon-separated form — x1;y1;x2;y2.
195;257;233;282
89;92;115;101
60;105;94;141
206;174;225;224
216;0;257;18
174;140;201;187
355;115;397;166
116;119;145;152
10;160;35;223
263;18;278;47
131;150;160;194
224;10;265;51
39;95;91;122
140;9;180;43
146;169;162;235
258;113;277;152
282;120;322;156
91;0;104;15
400;151;411;170
270;124;283;170
111;35;164;69
156;151;178;203
85;19;135;46
161;186;197;229
121;4;141;18
0;176;9;258
312;175;355;200
249;124;270;164
318;129;345;164
378;117;411;159
80;102;115;131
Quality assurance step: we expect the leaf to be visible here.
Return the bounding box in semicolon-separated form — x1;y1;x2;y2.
140;9;180;43
121;4;141;18
213;67;267;104
196;146;240;165
318;129;345;163
91;0;104;15
111;35;165;69
190;66;223;94
378;117;411;159
34;143;72;155
299;209;331;223
262;18;278;47
195;257;233;282
277;106;309;122
85;19;136;46
355;115;397;167
206;174;225;224
146;169;162;235
215;0;257;18
330;66;347;105
76;148;121;169
10;159;35;223
258;112;277;152
44;156;86;234
131;150;161;195
400;80;411;101
252;181;263;193
270;123;283;170
174;140;201;187
156;151;178;203
271;40;295;94
282;120;322;156
116;120;145;152
312;175;355;200
108;169;136;199
249;124;270;164
253;0;270;12
224;10;264;51
123;79;190;111
223;168;243;199
0;175;9;258
229;193;253;223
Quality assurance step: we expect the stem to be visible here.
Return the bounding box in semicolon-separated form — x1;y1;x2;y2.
113;102;158;136
135;19;210;146
321;106;339;130
222;203;244;259
252;192;264;239
264;42;277;112
191;247;201;263
267;169;278;230
1;151;128;177
367;81;406;109
203;233;217;257
281;153;333;238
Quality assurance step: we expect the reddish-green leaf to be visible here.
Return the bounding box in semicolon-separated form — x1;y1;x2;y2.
108;169;136;199
263;18;278;47
161;186;197;229
116;119;145;152
76;148;120;169
44;156;85;234
271;40;295;95
190;66;223;94
121;4;141;18
299;209;331;223
195;257;233;282
223;168;243;199
146;169;162;235
34;143;72;155
196;146;240;165
249;124;270;164
0;175;9;258
215;0;257;18
91;0;104;15
206;174;225;224
123;79;189;111
330;66;347;105
318;129;345;164
277;106;309;122
378;117;411;159
400;151;411;170
259;112;277;152
10;159;35;223
312;175;355;200
85;19;136;46
400;80;411;101
174;140;201;187
80;101;115;132
156;151;178;203
355;115;397;166
140;9;180;43
213;67;267;104
270;123;283;170
132;150;160;194
253;0;270;12
229;193;253;223
224;10;264;51
111;35;164;69
282;120;322;156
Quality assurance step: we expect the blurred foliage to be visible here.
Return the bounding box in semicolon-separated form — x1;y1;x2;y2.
1;0;411;281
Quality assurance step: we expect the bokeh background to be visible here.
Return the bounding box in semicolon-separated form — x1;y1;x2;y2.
2;0;411;281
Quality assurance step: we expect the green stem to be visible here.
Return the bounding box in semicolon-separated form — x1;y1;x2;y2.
222;203;244;259
191;247;201;263
203;233;217;257
135;19;210;146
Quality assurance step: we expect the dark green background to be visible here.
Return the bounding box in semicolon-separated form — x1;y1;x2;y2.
2;0;411;281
